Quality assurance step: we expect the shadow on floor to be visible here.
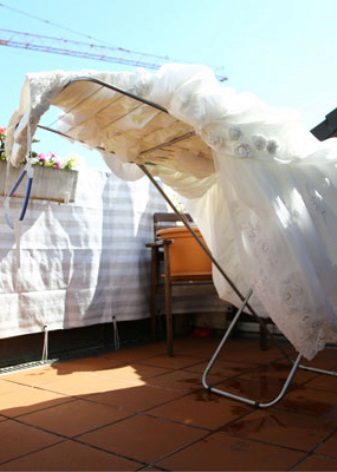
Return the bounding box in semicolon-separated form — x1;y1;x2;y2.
0;336;337;470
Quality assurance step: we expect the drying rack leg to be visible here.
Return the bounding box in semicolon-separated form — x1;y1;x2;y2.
202;289;303;408
299;353;337;377
138;165;337;398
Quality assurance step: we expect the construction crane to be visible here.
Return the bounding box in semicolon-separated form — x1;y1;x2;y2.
0;28;227;81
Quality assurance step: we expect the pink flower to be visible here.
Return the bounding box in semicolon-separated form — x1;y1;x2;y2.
0;127;6;136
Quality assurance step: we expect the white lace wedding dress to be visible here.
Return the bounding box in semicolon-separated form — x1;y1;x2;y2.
6;64;337;359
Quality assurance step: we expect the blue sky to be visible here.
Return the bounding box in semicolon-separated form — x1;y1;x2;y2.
1;0;337;169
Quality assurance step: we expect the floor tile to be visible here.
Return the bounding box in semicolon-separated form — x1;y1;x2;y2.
303;348;337;370
222;407;335;451
0;439;141;471
3;368;101;392
147;390;250;429
138;354;201;370
218;346;282;364
303;372;337;392
214;375;290;405
1;366;64;388
101;343;167;364
0;419;61;464
79;414;207;463
156;432;305;471
84;383;185;412
3;358;120;387
174;336;218;346
315;431;337;457
239;359;317;385
1;336;337;471
294;453;337;471
145;369;203;392
139;467;164;471
172;338;219;358
18;398;132;437
43;373;138;396
277;387;337;421
183;359;251;378
4;366;106;390
55;355;125;373
3;354;167;391
0;379;23;395
0;384;70;418
54;356;168;379
90;364;170;384
216;339;282;365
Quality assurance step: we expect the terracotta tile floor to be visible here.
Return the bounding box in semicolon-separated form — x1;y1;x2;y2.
0;335;336;471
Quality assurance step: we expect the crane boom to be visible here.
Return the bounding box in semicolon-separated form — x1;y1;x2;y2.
0;39;160;69
0;28;227;81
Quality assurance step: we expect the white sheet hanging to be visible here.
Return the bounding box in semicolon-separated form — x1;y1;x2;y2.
6;64;337;359
0;167;227;339
0;170;162;337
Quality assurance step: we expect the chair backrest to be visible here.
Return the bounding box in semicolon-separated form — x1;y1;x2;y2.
152;212;193;241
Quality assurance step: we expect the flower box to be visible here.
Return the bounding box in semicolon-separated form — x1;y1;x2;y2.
0;161;78;203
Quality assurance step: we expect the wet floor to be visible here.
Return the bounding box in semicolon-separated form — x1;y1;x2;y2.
0;335;336;470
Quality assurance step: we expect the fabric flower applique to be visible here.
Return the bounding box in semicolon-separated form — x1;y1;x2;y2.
228;126;242;141
235;143;252;158
266;139;279;155
252;135;267;150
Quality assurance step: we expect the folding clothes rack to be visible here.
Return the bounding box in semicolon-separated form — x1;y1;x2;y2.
29;76;336;408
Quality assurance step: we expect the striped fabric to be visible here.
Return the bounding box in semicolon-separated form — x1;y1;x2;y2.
0;169;227;339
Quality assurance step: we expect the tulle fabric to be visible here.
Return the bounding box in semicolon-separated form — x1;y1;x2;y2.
6;63;337;359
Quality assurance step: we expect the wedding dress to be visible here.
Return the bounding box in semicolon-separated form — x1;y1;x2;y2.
6;63;337;359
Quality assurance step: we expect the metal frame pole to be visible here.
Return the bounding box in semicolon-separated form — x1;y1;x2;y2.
36;80;337;410
201;289;303;408
138;164;294;360
138;165;262;317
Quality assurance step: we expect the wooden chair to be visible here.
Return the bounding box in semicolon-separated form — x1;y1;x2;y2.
146;212;215;356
